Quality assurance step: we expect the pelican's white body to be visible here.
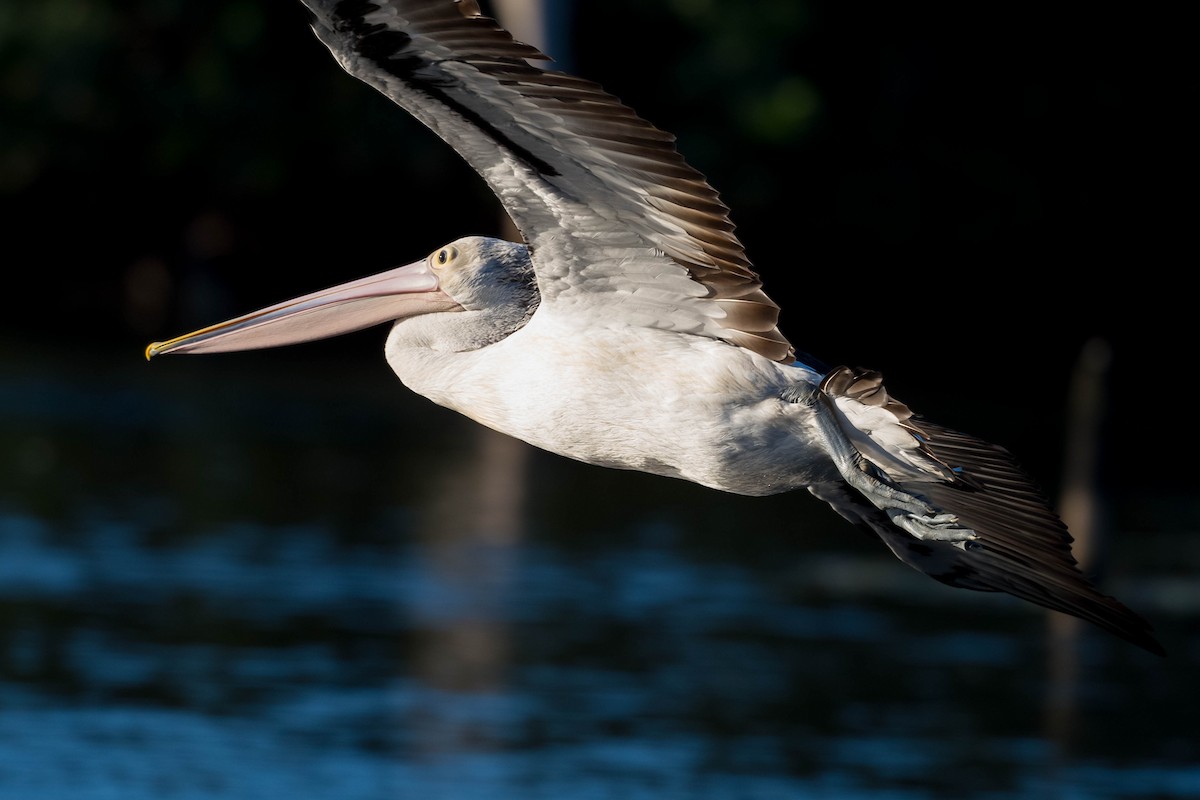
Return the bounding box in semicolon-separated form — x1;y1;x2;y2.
388;312;830;496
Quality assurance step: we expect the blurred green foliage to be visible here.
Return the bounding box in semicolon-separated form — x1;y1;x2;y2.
0;0;1184;499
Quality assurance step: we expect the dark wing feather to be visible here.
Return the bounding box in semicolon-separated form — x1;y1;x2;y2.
815;366;1163;655
808;476;1163;655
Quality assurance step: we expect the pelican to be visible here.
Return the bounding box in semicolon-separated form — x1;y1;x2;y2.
147;0;1163;655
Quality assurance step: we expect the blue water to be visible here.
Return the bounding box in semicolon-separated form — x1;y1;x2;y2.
1;344;1197;799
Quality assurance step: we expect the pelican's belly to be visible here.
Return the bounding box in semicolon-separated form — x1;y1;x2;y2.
390;320;831;496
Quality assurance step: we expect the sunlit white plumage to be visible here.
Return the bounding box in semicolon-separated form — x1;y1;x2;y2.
146;0;1163;654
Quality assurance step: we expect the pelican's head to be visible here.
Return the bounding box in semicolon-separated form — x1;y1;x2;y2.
145;236;535;358
424;236;537;317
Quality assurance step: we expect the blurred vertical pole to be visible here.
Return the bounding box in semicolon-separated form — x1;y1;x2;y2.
491;0;573;242
1044;338;1112;756
409;0;566;763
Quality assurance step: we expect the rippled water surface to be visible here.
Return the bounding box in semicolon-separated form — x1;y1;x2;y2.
1;344;1197;799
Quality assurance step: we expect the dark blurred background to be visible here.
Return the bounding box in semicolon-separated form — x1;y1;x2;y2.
1;3;1196;797
1;0;1185;496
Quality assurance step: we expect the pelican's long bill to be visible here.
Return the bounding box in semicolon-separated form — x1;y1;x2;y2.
145;258;461;359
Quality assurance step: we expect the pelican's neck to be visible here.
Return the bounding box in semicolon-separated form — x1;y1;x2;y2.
393;303;531;353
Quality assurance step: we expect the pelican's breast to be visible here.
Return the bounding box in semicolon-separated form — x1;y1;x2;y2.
387;314;829;495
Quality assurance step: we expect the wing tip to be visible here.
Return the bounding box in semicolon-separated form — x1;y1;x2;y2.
1070;594;1167;657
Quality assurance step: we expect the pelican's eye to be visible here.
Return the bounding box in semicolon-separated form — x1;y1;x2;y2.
432;245;458;268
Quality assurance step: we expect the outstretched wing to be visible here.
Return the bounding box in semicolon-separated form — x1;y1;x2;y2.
298;0;794;361
813;367;1163;655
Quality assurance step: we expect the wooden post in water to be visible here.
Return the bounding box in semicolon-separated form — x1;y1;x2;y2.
409;0;560;755
1044;337;1112;750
